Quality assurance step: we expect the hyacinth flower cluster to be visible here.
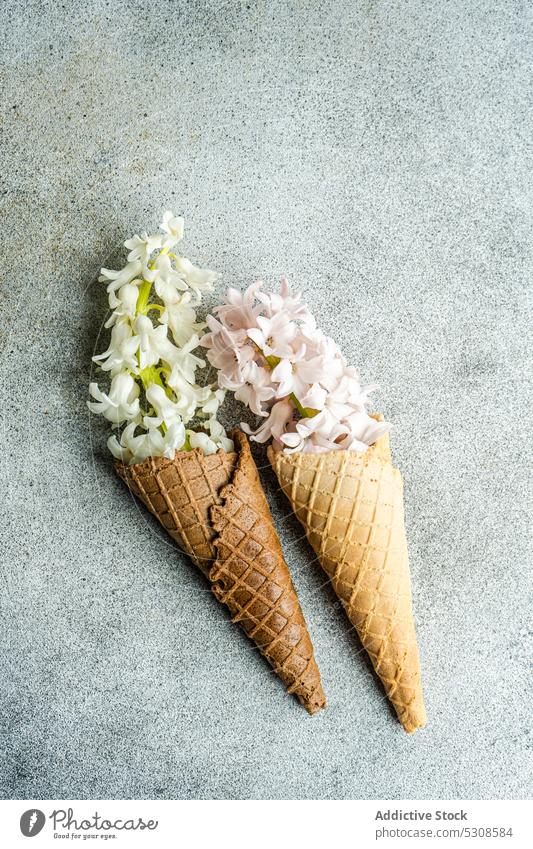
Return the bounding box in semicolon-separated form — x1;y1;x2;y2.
88;212;233;464
201;278;389;453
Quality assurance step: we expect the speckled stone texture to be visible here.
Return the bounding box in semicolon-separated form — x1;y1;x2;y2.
0;0;530;800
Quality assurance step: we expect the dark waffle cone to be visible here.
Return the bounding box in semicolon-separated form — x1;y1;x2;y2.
268;428;425;732
209;431;326;714
116;446;236;577
115;430;326;714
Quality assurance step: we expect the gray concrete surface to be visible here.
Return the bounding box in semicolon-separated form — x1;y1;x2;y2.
1;0;531;800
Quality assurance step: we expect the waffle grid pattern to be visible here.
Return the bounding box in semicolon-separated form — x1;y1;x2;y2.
116;449;237;575
210;433;327;713
269;435;426;732
115;432;326;714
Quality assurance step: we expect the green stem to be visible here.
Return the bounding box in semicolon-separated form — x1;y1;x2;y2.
138;367;171;433
136;279;153;315
138;365;168;393
131;249;173;439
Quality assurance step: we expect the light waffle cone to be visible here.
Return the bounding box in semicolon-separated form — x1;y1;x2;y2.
115;430;326;714
268;428;425;732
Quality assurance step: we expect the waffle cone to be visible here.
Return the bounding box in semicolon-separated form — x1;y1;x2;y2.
115;430;326;714
268;429;425;732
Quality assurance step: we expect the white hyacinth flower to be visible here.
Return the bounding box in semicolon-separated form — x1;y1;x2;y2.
92;321;140;374
108;420;186;465
188;419;234;455
90;212;232;460
166;334;205;388
162;421;187;456
188;430;218;456
107;436;131;463
145;383;184;430
108;422;162;465
168;376;207;423
160;211;185;248
161;293;204;347
200;387;226;417
204;417;234;453
173;256;218;294
105;282;140;328
99;260;143;293
134;313;186;371
88;371;140;425
124;232;163;265
152;253;188;301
